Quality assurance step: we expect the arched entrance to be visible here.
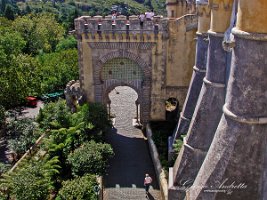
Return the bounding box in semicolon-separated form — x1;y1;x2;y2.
100;58;144;125
94;53;151;124
108;86;141;130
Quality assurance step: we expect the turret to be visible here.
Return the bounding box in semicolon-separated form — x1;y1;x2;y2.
166;0;188;18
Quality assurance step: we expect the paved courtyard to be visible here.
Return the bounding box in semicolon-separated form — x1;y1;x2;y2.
104;86;162;200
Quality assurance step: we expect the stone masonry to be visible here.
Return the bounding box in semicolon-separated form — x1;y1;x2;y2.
170;0;267;199
74;0;197;125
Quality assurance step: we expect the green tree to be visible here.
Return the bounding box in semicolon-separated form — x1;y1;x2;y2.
0;0;6;13
40;102;93;161
4;4;15;20
85;103;112;132
37;49;78;93
0;27;29;108
37;100;72;130
0;105;5;129
6;118;42;157
55;35;77;52
13;13;64;54
57;174;97;200
0;156;60;200
68;140;114;177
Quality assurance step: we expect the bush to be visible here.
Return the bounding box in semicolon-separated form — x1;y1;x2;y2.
68;141;114;177
57;174;97;200
0;105;5;129
173;136;184;154
55;36;77;52
85;103;112;132
6;118;41;156
37;100;72;130
0;156;60;200
0;163;11;175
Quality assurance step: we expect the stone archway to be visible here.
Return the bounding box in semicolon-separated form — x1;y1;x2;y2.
104;84;141;125
93;50;151;124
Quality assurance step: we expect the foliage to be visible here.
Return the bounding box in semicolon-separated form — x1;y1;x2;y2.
0;156;60;200
0;105;5;129
37;100;72;130
44;121;93;163
150;121;176;169
37;49;78;93
0;162;10;175
4;4;14;20
57;174;97;200
173;136;184;154
68;140;114;177
12;13;65;54
16;0;167;32
6;118;42;156
56;35;77;52
0;20;77;109
85;103;112;132
38;101;111;159
0;24;41;108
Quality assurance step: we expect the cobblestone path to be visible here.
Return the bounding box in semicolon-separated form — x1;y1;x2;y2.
104;86;162;200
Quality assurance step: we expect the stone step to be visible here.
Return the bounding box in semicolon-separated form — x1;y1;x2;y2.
103;188;162;200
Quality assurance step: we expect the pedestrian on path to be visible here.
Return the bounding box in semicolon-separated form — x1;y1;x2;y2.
144;173;153;195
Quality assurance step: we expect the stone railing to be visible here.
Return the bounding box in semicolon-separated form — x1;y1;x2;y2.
146;124;168;200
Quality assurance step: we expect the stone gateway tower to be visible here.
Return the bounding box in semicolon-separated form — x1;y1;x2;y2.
73;0;197;124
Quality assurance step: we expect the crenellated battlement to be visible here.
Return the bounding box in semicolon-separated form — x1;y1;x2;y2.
75;15;168;37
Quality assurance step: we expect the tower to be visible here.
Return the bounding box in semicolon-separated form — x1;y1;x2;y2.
166;0;188;18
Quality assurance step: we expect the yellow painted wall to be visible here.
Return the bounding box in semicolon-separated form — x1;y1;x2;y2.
166;19;196;87
80;35;95;102
236;0;267;33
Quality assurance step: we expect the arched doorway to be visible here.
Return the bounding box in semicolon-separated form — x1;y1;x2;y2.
98;56;150;124
108;86;141;132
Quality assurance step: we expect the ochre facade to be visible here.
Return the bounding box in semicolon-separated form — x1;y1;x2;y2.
74;1;197;124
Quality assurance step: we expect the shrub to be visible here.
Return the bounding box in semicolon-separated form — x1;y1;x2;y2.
36;100;72;130
68;141;114;177
6;118;41;156
0;156;60;200
0;105;5;129
57;174;97;200
173;136;184;154
85;103;112;132
0;163;11;175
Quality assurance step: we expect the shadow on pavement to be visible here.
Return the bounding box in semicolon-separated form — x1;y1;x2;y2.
104;127;159;190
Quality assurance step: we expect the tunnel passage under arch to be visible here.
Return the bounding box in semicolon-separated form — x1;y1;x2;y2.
107;86;141;129
93;53;151;124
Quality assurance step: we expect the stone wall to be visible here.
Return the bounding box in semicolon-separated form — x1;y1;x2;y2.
74;11;197;123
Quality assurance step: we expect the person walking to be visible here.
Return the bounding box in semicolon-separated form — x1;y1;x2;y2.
144;174;153;195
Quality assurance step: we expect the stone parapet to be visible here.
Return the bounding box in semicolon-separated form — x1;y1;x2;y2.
75;15;166;36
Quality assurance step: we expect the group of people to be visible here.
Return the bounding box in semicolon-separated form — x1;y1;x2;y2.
110;9;155;27
139;10;155;26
